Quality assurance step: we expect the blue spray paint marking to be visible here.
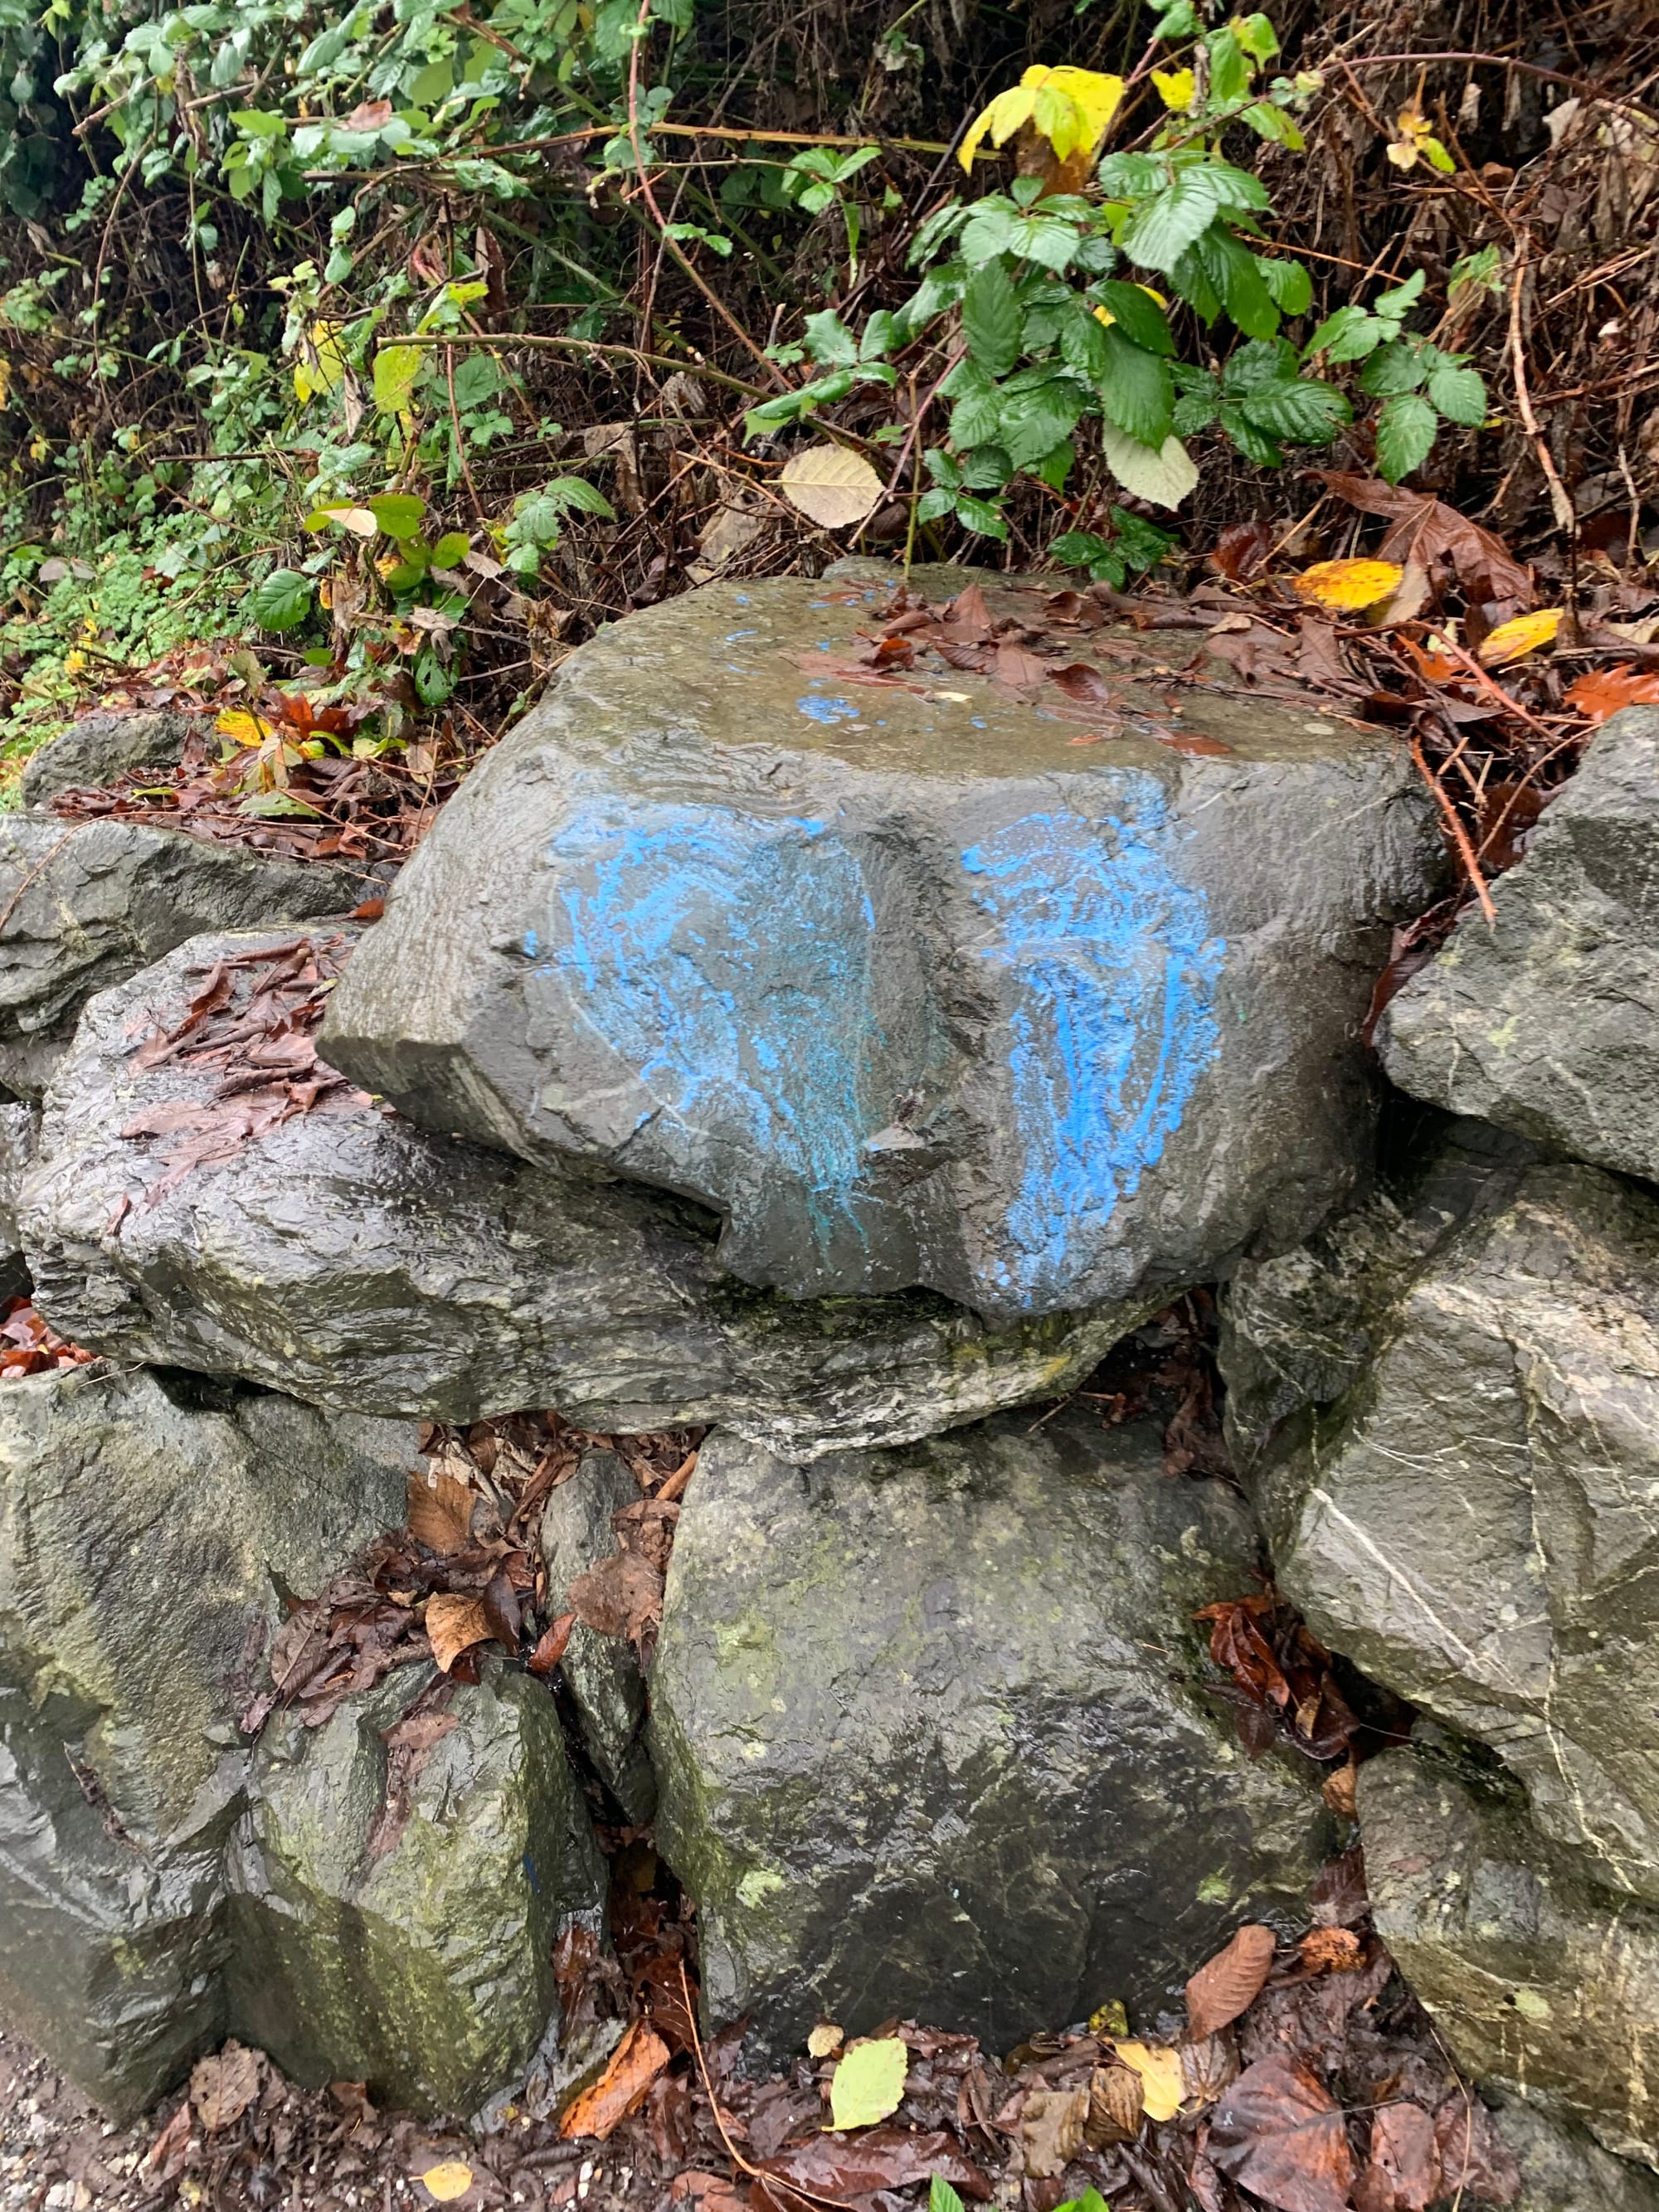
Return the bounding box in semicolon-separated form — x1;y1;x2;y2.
539;804;883;1257
960;802;1223;1302
797;695;859;723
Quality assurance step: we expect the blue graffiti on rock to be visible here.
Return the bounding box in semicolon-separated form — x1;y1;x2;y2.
959;801;1224;1303
539;804;881;1256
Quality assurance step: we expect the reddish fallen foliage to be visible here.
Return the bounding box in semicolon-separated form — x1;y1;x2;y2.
0;1295;95;1378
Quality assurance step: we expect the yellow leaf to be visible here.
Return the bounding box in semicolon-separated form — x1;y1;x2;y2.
1478;608;1563;664
416;2161;474;2203
959;65;1123;171
1292;559;1404;611
778;443;885;530
829;2037;908;2129
215;709;275;746
1151;67;1195;112
0;357;11;411
1107;2040;1184;2124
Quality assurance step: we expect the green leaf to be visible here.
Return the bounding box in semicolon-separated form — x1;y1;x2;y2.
239;790;323;819
930;2180;966;2212
803;309;859;367
961;444;1012;490
1099;420;1198;508
1120;173;1227;276
1059;304;1111;381
1222;338;1297;396
1096;324;1173;448
1219;403;1282;466
998;372;1087;469
1152;1;1199;34
1239;376;1350;445
367;493;426;540
1234;12;1279;61
1426;357;1487;426
953;494;1009;540
1257;256;1311;315
1095;152;1167;198
1093;280;1174;354
1375;391;1438;484
962;260;1021;378
1207;27;1252;104
1242;101;1304;149
1304;304;1380;362
960;202;1023;267
1112;506;1177;571
917;486;958;523
922;446;962;490
942;357;1002;448
860;312;897;362
372;343;425;416
430;532;471;567
1373;269;1427;322
1360;340;1427;397
247;568;313;632
1190;226;1279;340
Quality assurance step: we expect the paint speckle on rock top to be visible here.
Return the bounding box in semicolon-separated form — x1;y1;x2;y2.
532;792;1224;1300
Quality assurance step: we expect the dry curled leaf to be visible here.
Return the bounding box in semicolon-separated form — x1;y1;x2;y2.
1084;2060;1143;2146
560;2018;670;2141
407;1467;474;1554
778;444;885;529
1020;2085;1089;2177
1185;1923;1278;2039
424;1592;493;1674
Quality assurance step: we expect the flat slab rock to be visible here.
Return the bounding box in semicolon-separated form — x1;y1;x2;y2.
19;708;193;809
1362;1742;1659;2168
0;1361;413;2121
20;927;1148;1457
0;811;376;1098
648;1404;1331;2062
323;564;1443;1322
1379;704;1659;1180
1222;1125;1659;1907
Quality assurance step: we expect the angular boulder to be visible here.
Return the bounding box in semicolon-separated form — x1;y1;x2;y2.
1493;2100;1659;2212
0;1101;36;1258
21;928;1153;1458
1362;1742;1659;2167
20;708;192;809
1378;705;1659;1179
322;566;1442;1322
228;1660;605;2118
0;812;376;1098
649;1407;1330;2060
1222;1130;1659;1903
539;1447;656;1822
0;1362;413;2118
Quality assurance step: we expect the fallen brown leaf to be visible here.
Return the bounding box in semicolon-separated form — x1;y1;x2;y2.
1020;2083;1088;2176
1083;2060;1142;2146
1186;1923;1278;2039
425;1592;494;1674
560;2018;670;2142
190;2041;265;2131
1361;2101;1439;2212
1208;2054;1355;2212
407;1467;474;1554
528;1611;577;1675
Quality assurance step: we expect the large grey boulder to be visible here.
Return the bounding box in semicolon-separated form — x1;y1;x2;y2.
0;812;375;1098
20;927;1155;1458
649;1407;1331;2061
228;1660;606;2119
1222;1130;1659;1904
321;566;1442;1323
0;1101;36;1257
539;1447;656;1821
1378;706;1659;1179
20;708;192;809
0;1362;413;2119
1362;1742;1659;2168
1492;2099;1659;2212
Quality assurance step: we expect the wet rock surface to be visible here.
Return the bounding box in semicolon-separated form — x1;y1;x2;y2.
19;710;194;809
228;1661;605;2120
1362;1741;1659;2166
0;1363;414;2120
21;928;1151;1456
0;813;374;1099
539;1447;656;1822
649;1404;1331;2064
1223;1125;1659;1903
1379;705;1659;1179
1493;2098;1659;2212
324;566;1442;1323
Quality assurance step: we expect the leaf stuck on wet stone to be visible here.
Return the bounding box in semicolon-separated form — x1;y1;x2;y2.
424;1592;493;1674
829;2035;909;2129
1185;1923;1278;2039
